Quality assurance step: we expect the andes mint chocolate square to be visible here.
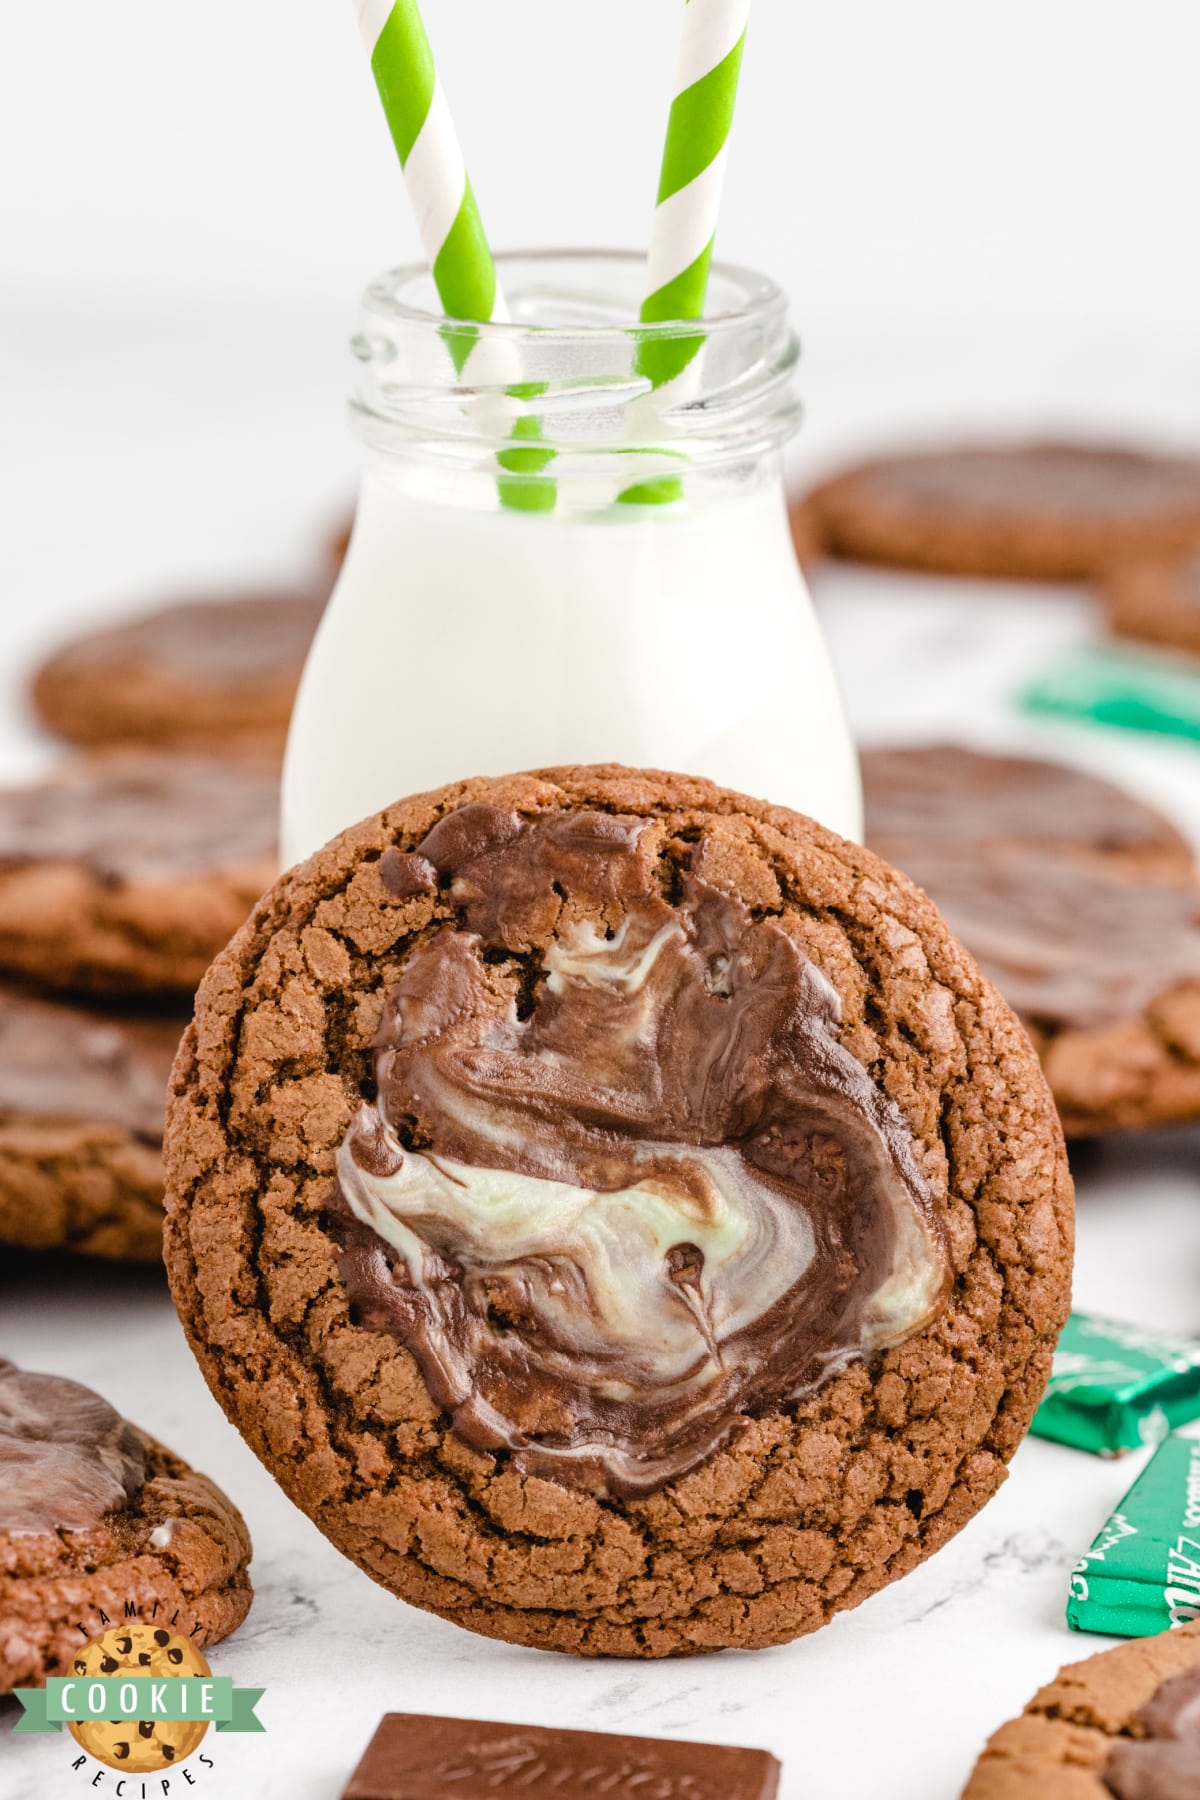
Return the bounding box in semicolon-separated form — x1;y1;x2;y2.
342;1713;781;1800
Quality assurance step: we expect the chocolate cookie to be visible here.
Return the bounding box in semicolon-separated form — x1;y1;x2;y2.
0;986;182;1261
1105;553;1200;661
788;497;822;574
863;745;1196;881
32;593;325;759
864;746;1200;1135
802;444;1200;581
961;1619;1200;1798
0;1359;252;1693
164;765;1071;1658
0;752;278;996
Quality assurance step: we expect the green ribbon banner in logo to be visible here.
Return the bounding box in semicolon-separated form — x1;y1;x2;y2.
13;1677;265;1735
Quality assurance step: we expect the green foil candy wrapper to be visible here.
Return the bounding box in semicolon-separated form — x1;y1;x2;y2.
1031;1313;1200;1456
1068;1433;1200;1636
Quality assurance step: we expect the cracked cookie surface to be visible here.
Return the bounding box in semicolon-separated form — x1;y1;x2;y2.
961;1619;1200;1798
164;765;1072;1657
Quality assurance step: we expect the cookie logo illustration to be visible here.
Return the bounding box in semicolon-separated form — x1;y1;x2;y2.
66;1626;212;1773
12;1608;264;1771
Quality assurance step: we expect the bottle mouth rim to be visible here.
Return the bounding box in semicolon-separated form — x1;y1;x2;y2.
352;249;801;486
363;247;789;346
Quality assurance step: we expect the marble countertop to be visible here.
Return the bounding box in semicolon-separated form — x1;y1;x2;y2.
3;304;1200;1800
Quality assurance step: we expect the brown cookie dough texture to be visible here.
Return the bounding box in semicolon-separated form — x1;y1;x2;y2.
864;746;1200;1136
0;751;278;996
33;593;326;760
801;444;1200;582
961;1619;1200;1799
164;764;1071;1658
0;986;183;1260
0;1360;252;1692
1105;554;1200;660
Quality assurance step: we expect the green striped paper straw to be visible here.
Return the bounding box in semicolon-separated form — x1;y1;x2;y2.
641;0;751;379
357;0;504;327
355;0;554;510
622;0;753;504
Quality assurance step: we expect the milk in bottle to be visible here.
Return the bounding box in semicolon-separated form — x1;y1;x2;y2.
282;253;860;865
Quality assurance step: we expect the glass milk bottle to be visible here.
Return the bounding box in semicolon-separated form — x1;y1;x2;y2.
282;252;860;865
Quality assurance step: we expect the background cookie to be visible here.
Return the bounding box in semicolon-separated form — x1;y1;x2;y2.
801;443;1200;581
0;1359;252;1693
0;986;183;1261
1105;552;1200;660
164;764;1071;1659
863;746;1200;1136
32;592;325;760
0;751;278;996
961;1619;1200;1798
862;744;1196;880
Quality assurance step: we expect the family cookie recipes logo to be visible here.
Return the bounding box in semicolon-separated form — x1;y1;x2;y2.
12;1606;263;1788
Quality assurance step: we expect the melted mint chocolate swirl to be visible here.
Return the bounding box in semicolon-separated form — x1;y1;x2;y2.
333;805;949;1498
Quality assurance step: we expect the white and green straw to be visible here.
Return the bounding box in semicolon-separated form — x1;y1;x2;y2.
622;0;752;502
355;0;505;327
354;0;555;509
641;0;751;379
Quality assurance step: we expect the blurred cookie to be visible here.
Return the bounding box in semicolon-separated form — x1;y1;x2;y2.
33;593;325;759
864;746;1200;1135
0;986;182;1261
165;765;1070;1658
961;1619;1200;1798
788;497;823;573
0;1358;252;1694
863;744;1196;880
803;443;1200;581
0;752;277;996
1105;552;1200;660
328;513;354;574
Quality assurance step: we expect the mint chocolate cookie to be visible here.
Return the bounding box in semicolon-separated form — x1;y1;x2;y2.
33;593;325;760
164;766;1071;1657
0;985;183;1261
1105;552;1200;660
802;443;1200;581
0;751;278;996
0;1359;252;1693
961;1620;1200;1799
864;746;1200;1135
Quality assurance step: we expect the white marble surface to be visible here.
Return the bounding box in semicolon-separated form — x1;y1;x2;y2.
3;305;1200;1799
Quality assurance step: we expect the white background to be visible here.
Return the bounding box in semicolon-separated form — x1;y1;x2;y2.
4;0;1200;326
3;0;1200;672
4;7;1200;1800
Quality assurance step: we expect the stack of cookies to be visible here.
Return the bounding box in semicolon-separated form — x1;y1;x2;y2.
0;586;326;1265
